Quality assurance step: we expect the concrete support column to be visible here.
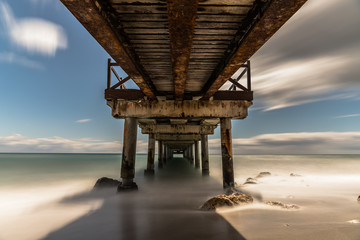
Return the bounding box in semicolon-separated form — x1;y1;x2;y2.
190;144;194;164
201;134;209;175
119;117;138;191
144;133;155;175
220;118;234;189
163;144;167;164
195;141;200;168
158;140;163;168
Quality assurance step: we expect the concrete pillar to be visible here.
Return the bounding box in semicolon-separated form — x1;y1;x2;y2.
189;144;194;164
220;118;234;189
158;140;163;168
144;133;155;175
201;134;209;175
164;145;167;164
195;141;200;168
118;117;138;191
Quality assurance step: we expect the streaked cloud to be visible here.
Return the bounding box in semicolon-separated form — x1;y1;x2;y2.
223;0;360;111
209;132;360;154
0;134;149;153
335;114;360;119
75;119;92;123
0;1;67;56
0;51;44;69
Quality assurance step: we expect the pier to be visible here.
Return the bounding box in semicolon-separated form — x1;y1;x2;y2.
61;0;307;190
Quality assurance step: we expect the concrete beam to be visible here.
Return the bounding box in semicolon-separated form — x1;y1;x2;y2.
170;119;188;125
155;134;201;141
139;124;216;135
107;100;251;119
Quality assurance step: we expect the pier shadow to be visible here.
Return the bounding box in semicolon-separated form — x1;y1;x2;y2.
42;158;246;240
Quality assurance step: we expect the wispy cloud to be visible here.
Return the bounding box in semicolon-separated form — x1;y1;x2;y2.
335;114;360;119
75;119;92;123
0;51;44;69
0;134;149;153
0;1;67;56
209;132;360;154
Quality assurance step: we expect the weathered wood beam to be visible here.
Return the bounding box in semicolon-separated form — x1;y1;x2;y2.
201;0;308;99
107;100;252;119
105;89;144;100
61;0;157;99
139;124;216;135
167;0;199;100
213;90;253;101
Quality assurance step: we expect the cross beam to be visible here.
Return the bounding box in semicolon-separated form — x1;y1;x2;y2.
107;100;251;119
139;124;216;135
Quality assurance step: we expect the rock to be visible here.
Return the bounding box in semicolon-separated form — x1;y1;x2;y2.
265;201;300;209
244;177;258;184
256;172;271;178
200;192;253;211
358;196;360;201
290;173;301;177
93;177;121;189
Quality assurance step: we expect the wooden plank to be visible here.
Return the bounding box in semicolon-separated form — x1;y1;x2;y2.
122;21;168;28
193;35;233;40
195;22;241;29
191;48;226;53
194;29;238;35
198;0;254;4
61;0;157;99
196;15;245;22
196;5;251;15
117;14;168;22
167;0;199;100
202;0;308;99
124;28;169;34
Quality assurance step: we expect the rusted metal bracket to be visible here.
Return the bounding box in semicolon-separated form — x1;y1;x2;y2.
107;59;131;90
228;61;251;91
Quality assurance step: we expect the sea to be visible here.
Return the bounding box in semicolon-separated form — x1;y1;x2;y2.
0;153;360;240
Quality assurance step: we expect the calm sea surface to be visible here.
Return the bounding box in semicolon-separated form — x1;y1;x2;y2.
1;153;360;239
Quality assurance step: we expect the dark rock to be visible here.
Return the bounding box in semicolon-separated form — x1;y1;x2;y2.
200;192;253;211
290;173;302;177
256;172;271;178
93;177;121;189
265;201;300;209
357;196;360;201
244;177;258;184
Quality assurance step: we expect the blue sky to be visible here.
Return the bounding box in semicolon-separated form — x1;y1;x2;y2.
0;0;359;154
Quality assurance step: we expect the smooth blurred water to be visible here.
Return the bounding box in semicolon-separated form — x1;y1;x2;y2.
1;153;360;240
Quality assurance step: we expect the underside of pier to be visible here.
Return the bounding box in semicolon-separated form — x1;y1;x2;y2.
61;0;307;190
